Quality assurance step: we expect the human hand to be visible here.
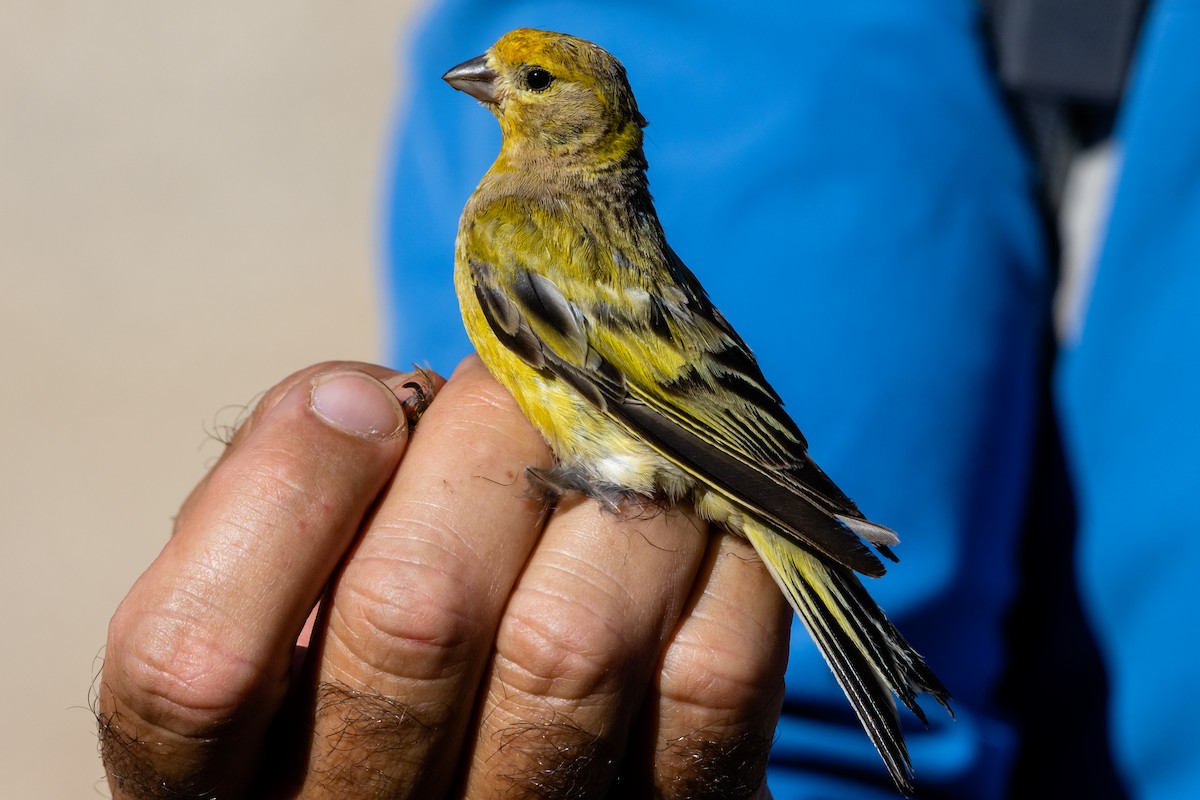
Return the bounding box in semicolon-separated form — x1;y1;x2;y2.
98;357;790;798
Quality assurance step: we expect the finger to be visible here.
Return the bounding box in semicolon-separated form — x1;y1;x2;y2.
296;356;555;799
462;498;712;797
175;361;445;537
100;366;420;799
636;531;791;799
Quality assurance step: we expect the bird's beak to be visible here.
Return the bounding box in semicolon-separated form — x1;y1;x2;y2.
442;55;499;105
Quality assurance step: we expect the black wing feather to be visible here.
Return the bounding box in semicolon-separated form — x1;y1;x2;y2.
469;260;887;577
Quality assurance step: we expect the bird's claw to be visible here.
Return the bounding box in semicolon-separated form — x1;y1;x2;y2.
400;365;437;431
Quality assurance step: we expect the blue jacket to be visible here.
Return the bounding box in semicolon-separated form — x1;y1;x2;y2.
383;2;1200;796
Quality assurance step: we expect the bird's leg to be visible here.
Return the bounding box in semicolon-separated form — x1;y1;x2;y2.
525;465;663;520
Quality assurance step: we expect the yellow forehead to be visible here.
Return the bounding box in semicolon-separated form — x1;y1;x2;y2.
490;28;615;81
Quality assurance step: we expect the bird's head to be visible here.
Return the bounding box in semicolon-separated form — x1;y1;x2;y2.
443;28;647;163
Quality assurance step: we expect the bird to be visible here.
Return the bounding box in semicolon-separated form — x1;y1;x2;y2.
442;28;951;795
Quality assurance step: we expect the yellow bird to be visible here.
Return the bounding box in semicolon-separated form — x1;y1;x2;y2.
443;28;951;794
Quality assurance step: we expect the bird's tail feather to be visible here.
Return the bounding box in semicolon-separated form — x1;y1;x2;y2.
742;520;952;796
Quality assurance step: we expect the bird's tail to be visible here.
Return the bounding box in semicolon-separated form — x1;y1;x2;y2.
742;519;952;796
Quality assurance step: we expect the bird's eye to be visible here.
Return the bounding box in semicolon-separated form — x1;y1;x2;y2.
523;67;554;92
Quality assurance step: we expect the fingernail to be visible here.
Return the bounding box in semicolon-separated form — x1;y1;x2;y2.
310;371;404;439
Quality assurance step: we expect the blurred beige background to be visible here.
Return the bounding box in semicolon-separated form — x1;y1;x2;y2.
0;2;423;794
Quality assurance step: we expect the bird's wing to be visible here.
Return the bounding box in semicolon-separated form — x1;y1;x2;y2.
463;214;895;576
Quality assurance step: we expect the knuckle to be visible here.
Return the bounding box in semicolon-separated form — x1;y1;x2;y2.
105;596;274;737
661;625;785;714
330;553;486;680
495;587;631;701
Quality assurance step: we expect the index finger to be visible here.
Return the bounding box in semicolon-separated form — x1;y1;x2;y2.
100;366;422;798
295;355;556;798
